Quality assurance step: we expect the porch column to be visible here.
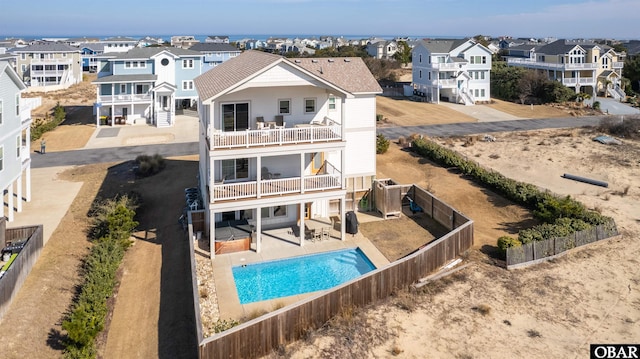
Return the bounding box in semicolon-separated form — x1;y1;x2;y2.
256;157;262;198
300;153;305;193
25;166;31;202
340;197;346;240
111;84;115;127
210;211;215;258
7;182;14;222
299;202;305;247
256;208;262;253
341;146;346;190
209;156;215;203
16;175;22;212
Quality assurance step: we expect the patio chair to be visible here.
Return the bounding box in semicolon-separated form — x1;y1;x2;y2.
274;115;285;129
261;166;273;180
312;229;322;242
256;116;265;129
321;227;331;241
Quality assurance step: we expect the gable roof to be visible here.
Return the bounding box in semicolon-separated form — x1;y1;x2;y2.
103;36;138;42
537;39;596;55
92;74;157;84
0;61;27;90
194;50;382;101
188;43;239;52
12;42;80;53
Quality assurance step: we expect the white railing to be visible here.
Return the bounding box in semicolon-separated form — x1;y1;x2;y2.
508;58;598;70
30;59;73;65
99;94;152;103
608;87;626;100
460;90;475;105
612;62;624;69
208;125;342;149
21;147;29;163
563;77;596;85
430;62;459;70
211;174;341;201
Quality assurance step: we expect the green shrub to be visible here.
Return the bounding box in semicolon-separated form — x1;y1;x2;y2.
376;134;390;154
592;101;601;110
62;194;139;358
31;103;66;141
497;236;521;253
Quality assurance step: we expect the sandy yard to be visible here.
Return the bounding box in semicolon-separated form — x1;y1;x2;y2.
4;84;639;359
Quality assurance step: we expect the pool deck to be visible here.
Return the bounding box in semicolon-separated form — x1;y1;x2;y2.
210;222;390;320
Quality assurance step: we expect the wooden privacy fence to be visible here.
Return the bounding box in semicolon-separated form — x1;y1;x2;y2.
0;224;44;321
198;184;473;358
506;220;618;269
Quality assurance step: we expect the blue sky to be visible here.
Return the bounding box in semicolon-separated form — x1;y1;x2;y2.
1;0;637;39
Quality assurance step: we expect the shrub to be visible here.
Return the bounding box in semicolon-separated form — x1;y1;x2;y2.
135;154;166;177
376;134;390;154
31;103;66;141
592;101;601;110
497;236;521;253
598;116;640;139
213;318;240;333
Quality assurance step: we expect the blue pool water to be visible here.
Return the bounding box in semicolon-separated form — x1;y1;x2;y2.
232;248;376;304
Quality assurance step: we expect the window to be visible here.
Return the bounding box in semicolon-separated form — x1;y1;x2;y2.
278;99;290;114
120;84;126;93
0;146;3;171
419;70;422;79
0;99;3;125
182;80;194;90
304;98;316;113
481;89;485;97
16;135;21;158
419;54;422;63
21;64;27;73
15;94;19;115
328;96;336;110
222;103;249;131
261;206;287;218
21;53;26;60
221;158;249;180
474;89;479;97
182;59;194;69
62;53;67;58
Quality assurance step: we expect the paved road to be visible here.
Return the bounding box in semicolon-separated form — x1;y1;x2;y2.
31;141;199;168
596;97;640;115
378;116;607;139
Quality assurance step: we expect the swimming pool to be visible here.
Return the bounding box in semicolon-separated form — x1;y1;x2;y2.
232;248;376;304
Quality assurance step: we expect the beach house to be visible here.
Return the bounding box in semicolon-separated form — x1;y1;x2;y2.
412;38;492;105
188;43;240;70
507;39;626;100
11;43;82;91
0;61;32;222
194;50;381;256
92;47;204;127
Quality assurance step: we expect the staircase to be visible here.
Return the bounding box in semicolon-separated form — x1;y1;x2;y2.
607;87;626;101
156;111;172;127
459;90;475;106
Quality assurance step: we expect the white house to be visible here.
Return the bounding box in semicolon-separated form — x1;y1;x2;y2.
412;38;492;105
0;61;32;222
194;50;382;256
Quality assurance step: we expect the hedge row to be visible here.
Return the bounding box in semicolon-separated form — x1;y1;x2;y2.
62;196;139;359
411;138;612;246
31;102;66;141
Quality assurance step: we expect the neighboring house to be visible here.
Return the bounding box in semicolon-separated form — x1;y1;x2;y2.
66;37;100;47
137;36;165;47
366;40;398;60
93;47;204;127
193;50;382;255
204;36;230;44
188;43;240;70
80;43;105;72
0;61;32;222
11;43;82;91
412;38;492;105
507;39;626;100
102;36;138;53
505;44;538;60
171;36;199;49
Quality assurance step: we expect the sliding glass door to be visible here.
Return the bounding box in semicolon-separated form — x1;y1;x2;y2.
222;103;249;132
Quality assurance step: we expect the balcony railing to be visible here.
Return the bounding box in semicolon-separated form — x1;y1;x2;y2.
208;125;342;150
99;94;152;103
613;62;624;69
429;62;460;70
562;77;596;85
211;174;341;202
508;58;598;70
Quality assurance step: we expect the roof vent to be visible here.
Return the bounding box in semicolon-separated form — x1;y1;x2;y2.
312;59;318;63
294;59;301;63
344;58;350;62
328;59;334;62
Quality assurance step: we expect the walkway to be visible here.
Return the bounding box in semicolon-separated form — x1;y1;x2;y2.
595;97;640;115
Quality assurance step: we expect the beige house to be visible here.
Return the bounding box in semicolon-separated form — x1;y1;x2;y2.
507;39;626;100
12;43;82;91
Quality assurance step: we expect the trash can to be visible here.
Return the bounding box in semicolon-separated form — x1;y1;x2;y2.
345;211;359;235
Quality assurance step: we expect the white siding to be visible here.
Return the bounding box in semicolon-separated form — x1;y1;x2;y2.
344;96;376;177
0;67;23;189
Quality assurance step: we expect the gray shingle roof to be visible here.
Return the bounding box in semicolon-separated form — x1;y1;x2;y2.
80;43;105;52
103;36;138;42
537;39;594;55
12;43;80;53
110;47;202;60
417;39;470;54
188;43;239;52
194;50;382;101
92;74;158;83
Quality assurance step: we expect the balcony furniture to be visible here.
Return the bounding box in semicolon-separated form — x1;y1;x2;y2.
274;115;285;129
256;116;265;129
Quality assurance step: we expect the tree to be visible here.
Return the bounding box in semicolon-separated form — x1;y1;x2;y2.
491;62;526;101
393;41;412;67
623;56;640;92
473;35;490;47
517;70;547;104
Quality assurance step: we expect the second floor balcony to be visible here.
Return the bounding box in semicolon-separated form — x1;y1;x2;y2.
562;77;596;86
207;124;342;150
98;93;152;104
508;58;598;70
